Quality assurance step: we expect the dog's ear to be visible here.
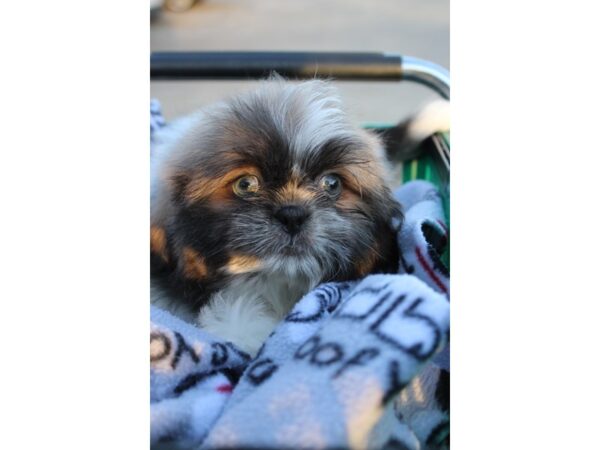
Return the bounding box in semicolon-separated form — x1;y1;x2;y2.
376;204;403;274
356;198;402;277
378;192;403;274
151;164;192;274
170;172;192;204
151;225;172;274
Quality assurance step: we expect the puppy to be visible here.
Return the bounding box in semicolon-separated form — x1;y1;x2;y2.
151;79;403;355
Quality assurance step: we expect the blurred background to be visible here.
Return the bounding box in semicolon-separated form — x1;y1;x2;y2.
150;0;448;124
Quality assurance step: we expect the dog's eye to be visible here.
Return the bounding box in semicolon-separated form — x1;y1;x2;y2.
319;174;342;196
233;175;260;197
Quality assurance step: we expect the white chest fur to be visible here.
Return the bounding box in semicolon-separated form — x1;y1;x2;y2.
197;273;314;355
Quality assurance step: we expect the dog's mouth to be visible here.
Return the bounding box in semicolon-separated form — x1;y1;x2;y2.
280;241;308;257
280;232;314;255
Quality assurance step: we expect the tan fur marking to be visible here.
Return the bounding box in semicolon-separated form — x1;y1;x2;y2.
336;127;389;196
277;181;314;203
150;226;169;262
354;245;381;277
225;254;263;275
336;165;381;198
336;191;381;277
184;166;261;203
337;189;368;213
182;247;208;279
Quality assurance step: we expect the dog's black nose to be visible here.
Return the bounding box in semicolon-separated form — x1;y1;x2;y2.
274;205;309;235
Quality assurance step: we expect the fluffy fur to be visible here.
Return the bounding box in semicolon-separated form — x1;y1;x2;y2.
151;79;402;355
386;99;450;162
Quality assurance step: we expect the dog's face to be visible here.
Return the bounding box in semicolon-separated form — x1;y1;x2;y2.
151;80;401;301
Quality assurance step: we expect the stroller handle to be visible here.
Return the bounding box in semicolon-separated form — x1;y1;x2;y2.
150;51;449;99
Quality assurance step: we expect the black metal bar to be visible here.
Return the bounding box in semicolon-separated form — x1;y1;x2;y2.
150;51;450;99
151;51;403;81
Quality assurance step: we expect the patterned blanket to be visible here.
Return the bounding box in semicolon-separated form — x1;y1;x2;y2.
150;101;450;449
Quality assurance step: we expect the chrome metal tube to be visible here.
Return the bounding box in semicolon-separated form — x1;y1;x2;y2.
398;55;450;99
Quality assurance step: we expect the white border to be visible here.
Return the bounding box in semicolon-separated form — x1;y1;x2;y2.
452;1;600;448
2;1;149;448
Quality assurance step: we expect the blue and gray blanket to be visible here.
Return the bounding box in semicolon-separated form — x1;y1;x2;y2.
150;101;450;450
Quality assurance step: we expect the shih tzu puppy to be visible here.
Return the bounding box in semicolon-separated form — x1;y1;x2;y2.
151;79;412;355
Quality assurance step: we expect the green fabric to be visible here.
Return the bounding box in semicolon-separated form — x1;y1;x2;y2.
400;132;450;268
363;125;450;269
